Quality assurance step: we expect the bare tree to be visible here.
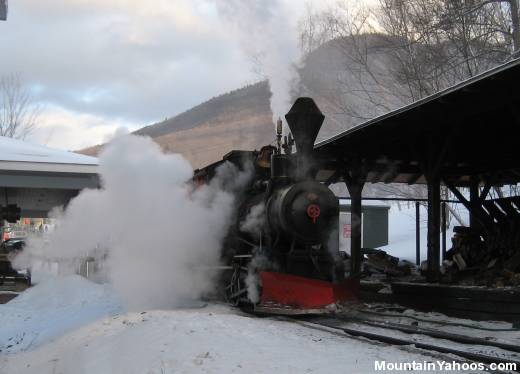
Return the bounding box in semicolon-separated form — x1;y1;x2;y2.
299;0;519;126
298;3;406;125
0;74;40;139
379;0;519;92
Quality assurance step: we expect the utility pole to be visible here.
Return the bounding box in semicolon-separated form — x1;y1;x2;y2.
0;0;7;21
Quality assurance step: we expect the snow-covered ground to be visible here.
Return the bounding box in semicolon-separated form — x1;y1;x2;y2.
381;204;469;262
1;276;451;374
0;276;122;354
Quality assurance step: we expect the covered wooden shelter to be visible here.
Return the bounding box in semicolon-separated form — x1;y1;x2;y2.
314;58;520;281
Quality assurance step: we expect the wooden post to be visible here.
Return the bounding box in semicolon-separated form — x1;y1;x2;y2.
343;162;367;278
441;201;447;261
421;132;453;282
348;183;363;277
469;176;480;230
416;201;420;266
427;177;441;281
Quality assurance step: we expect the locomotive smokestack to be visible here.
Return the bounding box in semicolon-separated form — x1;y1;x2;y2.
284;97;324;179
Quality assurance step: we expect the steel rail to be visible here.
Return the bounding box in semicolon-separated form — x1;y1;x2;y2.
290;317;520;368
335;316;520;354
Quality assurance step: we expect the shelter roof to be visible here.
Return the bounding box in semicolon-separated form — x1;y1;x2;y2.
315;58;520;186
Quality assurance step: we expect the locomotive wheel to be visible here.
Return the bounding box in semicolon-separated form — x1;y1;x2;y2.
224;262;248;305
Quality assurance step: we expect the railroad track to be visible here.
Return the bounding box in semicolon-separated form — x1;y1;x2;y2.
279;314;520;372
334;315;520;354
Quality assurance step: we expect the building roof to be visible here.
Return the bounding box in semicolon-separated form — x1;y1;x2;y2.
0;136;98;174
0;137;99;217
1;136;98;192
315;58;520;187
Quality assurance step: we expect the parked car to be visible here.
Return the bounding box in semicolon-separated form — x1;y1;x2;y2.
0;238;31;286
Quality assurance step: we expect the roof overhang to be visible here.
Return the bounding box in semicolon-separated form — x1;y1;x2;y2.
315;58;520;187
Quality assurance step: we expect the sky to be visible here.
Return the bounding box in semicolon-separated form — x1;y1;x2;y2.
0;0;380;151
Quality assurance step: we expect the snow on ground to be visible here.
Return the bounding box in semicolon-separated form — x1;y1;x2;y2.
2;305;448;374
380;204;469;262
0;277;451;374
0;276;122;354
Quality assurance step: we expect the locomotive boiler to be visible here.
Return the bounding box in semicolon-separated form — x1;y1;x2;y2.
193;97;357;313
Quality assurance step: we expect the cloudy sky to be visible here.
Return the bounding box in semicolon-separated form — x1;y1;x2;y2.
0;0;373;150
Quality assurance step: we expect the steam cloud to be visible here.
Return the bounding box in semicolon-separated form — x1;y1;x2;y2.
14;135;251;310
245;255;273;304
240;203;265;236
214;0;301;133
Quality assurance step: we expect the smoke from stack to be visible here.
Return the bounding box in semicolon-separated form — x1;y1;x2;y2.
214;0;302;135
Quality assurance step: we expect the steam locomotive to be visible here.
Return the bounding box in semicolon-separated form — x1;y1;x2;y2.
193;98;357;313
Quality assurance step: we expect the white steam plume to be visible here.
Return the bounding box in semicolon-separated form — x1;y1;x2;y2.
14;135;252;310
103;126;129;143
245;254;273;304
214;0;301;133
239;203;271;303
240;203;265;236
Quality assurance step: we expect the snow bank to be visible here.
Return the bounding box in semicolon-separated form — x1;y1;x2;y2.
0;275;122;354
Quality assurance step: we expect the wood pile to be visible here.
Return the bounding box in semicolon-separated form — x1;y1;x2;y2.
362;249;413;277
443;197;520;287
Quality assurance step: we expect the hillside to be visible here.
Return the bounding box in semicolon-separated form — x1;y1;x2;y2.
80;81;274;169
79;35;409;168
134;81;271;138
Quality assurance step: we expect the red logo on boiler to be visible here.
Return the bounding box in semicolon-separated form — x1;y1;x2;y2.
307;204;321;223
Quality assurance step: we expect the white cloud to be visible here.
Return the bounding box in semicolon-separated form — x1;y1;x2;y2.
1;0;374;150
30;105;139;151
1;0;252;121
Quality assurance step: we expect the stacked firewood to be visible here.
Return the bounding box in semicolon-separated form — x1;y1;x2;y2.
362;249;414;277
444;216;520;287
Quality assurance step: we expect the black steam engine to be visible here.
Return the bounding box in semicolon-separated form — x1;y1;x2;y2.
193;98;354;312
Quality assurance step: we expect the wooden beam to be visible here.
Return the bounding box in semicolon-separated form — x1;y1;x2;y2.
482;200;506;224
431;128;456;178
470;177;480;230
442;202;447;261
347;182;364;277
445;180;494;228
511;196;520;211
407;173;423;185
324;169;340;186
422;135;452;282
479;180;492;203
446;180;471;208
343;159;368;278
427;177;441;281
416;201;421;266
496;198;520;218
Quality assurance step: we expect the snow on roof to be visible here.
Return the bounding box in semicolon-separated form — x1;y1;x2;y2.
0;136;98;174
0;136;97;164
